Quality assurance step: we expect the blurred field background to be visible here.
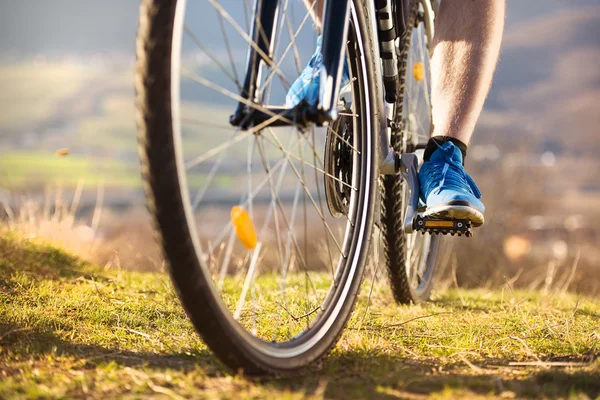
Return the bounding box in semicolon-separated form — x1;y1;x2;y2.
0;0;599;296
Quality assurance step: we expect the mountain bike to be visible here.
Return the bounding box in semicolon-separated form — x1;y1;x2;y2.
136;0;466;375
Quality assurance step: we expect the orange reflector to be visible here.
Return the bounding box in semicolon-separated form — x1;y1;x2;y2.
424;220;455;228
413;62;425;82
56;148;70;157
231;206;258;249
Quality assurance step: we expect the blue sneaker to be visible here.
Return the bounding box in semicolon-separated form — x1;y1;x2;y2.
286;36;349;108
418;142;485;226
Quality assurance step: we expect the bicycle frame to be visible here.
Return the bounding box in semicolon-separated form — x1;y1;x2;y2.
228;0;419;176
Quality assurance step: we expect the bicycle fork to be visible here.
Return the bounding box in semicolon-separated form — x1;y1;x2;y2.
228;0;351;129
229;0;393;164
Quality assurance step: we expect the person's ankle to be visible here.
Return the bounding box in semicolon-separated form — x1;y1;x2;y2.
423;136;468;164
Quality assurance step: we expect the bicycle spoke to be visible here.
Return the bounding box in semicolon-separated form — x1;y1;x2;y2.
408;53;421;121
297;127;310;322
207;0;290;88
287;127;358;225
359;227;382;327
233;242;263;320
327;124;361;154
260;133;358;193
246;127;256;224
205;129;323;303
277;179;302;339
183;25;241;90
417;25;431;110
215;133;294;290
413;108;429;139
256;136;285;267
190;130;243;210
285;13;303;73
181;68;297;127
243;0;252;33
185;131;248;171
216;8;242;88
184;110;299;172
266;127;345;255
258;5;314;94
157;0;372;347
263;0;291;102
206;132;305;258
206;154;289;258
310;127;336;276
217;230;237;289
253;133;320;301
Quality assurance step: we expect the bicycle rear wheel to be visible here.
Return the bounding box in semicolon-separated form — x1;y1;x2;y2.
136;0;379;374
381;0;441;304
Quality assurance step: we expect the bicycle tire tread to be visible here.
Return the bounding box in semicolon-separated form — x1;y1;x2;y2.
381;0;422;304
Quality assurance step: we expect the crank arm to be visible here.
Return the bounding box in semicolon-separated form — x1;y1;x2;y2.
397;153;420;234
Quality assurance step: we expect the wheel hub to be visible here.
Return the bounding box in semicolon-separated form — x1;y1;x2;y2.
324;111;354;218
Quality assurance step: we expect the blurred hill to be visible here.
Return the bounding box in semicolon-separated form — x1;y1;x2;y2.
0;0;598;54
469;4;600;220
479;4;600;158
0;1;139;55
0;0;598;291
0;0;599;192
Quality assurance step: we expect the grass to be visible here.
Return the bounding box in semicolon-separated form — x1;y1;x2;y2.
0;234;599;399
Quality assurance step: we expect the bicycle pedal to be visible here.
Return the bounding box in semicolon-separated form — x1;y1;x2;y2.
413;215;472;237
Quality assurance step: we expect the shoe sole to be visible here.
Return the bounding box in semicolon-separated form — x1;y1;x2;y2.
421;202;484;227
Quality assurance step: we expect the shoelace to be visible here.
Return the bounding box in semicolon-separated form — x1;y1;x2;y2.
424;148;481;198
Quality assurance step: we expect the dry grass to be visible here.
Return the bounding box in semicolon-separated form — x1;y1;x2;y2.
0;235;598;399
3;184;599;299
1;182;103;262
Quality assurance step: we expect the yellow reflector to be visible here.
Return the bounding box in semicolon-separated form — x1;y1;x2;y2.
424;220;454;228
231;206;258;249
413;62;425;82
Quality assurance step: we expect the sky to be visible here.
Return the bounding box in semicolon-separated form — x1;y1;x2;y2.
0;0;598;155
0;0;598;56
0;0;598;220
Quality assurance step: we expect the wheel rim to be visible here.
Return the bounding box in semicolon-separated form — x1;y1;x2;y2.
402;1;440;296
168;1;372;357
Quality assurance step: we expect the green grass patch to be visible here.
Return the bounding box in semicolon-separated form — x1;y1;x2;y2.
0;149;235;191
0;235;598;399
0;58;317;192
73;98;238;157
0;151;141;189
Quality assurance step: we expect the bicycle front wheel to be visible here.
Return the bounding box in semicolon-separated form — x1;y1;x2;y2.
136;0;380;374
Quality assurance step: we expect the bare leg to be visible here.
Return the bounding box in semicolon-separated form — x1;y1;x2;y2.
303;0;324;30
430;0;505;144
